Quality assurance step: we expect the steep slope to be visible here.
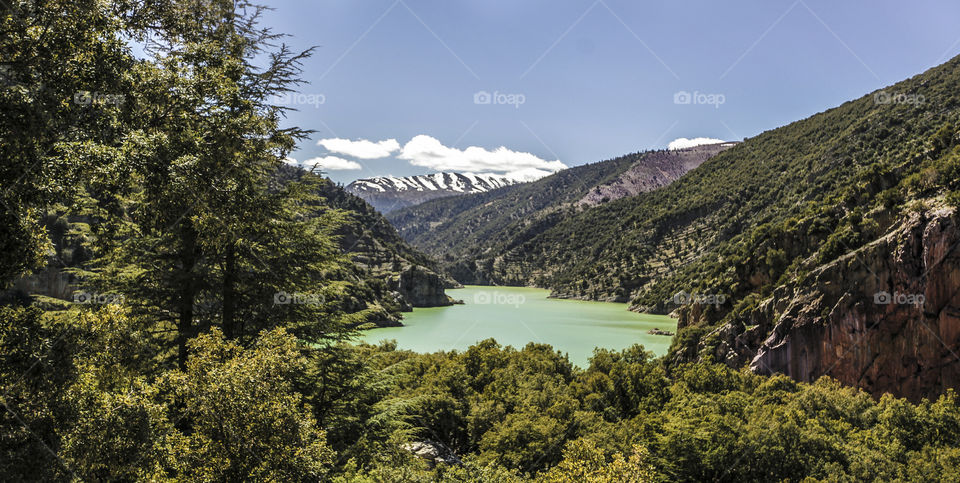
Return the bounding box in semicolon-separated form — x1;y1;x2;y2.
346;173;520;213
745;207;960;401
387;145;727;267
448;56;960;399
277;165;457;313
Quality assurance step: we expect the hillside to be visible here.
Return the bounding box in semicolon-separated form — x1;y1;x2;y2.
345;172;520;212
387;144;729;272
11;166;455;327
425;57;960;399
277;165;457;312
12;1;960;480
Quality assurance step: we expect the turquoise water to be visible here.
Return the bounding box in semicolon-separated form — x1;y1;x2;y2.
356;285;676;368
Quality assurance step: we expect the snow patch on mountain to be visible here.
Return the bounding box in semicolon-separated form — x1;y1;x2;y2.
345;172;527;213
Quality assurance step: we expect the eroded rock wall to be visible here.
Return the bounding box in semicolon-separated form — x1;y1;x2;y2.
749;208;960;401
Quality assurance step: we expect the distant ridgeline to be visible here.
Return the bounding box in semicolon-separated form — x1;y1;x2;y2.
388;56;960;401
345;172;521;213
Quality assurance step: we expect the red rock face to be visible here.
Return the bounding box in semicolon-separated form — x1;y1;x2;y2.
749;208;960;402
576;143;736;207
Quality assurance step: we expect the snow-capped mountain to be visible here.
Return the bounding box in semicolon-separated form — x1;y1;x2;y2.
345;172;521;213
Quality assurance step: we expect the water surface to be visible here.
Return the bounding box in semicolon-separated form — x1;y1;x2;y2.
357;286;676;368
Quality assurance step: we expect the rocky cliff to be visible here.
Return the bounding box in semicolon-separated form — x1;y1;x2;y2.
576;142;736;207
390;265;457;308
740;207;960;401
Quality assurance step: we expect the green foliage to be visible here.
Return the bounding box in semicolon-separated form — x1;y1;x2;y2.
0;0;135;285
538;440;656;482
324;341;960;481
159;328;335;480
4;290;960;481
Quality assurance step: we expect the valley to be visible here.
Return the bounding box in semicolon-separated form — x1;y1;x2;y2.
6;1;960;479
370;56;960;402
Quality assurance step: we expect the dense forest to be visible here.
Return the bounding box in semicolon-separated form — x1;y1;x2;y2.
3;0;960;481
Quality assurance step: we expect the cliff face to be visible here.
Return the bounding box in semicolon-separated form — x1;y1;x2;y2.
390;266;456;308
747;208;960;401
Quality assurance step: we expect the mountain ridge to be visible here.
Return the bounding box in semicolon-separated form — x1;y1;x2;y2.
345;172;522;213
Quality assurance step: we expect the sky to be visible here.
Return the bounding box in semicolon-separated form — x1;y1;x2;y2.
260;0;960;185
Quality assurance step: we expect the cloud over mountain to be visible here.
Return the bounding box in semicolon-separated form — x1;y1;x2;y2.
668;137;726;150
397;135;566;177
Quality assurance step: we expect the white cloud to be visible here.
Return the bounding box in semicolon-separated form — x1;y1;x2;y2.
502;168;556;182
302;155;363;171
317;138;400;159
283;156;299;166
397;135;566;177
668;137;725;150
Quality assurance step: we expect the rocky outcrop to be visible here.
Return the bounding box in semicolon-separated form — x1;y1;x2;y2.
391;265;456;308
748;208;960;401
647;328;675;336
577;142;736;207
401;440;462;468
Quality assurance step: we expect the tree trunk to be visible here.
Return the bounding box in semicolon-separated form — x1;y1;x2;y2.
222;240;237;339
176;220;199;369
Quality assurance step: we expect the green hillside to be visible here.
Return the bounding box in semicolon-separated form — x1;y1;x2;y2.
452;57;960;313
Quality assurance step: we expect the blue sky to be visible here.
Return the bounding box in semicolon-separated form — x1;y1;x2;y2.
261;0;960;184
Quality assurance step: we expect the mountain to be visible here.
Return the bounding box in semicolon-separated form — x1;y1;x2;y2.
391;56;960;400
387;143;734;272
345;172;521;213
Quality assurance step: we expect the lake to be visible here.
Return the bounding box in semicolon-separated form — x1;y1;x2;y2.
356;285;677;368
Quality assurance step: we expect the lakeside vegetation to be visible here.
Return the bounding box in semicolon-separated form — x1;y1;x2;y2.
7;303;960;480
